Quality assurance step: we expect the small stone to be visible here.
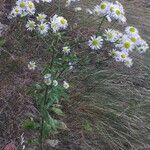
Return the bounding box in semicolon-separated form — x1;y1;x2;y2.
46;139;59;148
3;143;16;150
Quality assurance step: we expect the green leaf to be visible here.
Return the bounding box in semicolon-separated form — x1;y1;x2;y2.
43;122;52;138
22;118;39;130
27;138;39;145
55;121;67;130
51;107;65;116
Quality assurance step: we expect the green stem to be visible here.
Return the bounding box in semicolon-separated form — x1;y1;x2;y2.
50;48;55;68
98;16;106;32
39;85;49;150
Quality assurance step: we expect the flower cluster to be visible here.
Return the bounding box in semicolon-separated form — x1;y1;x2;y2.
103;29;122;43
10;0;36;18
43;73;69;89
25;13;68;35
26;13;50;35
88;25;149;67
10;0;68;35
110;26;149;67
50;15;68;32
11;0;149;69
94;1;126;23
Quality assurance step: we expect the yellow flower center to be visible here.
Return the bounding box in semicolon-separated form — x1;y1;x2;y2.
115;9;121;16
131;37;137;43
100;3;106;10
124;41;131;49
130;27;136;33
20;2;26;8
121;54;126;59
28;2;34;9
39;25;45;30
92;39;98;46
60;18;66;25
15;8;19;13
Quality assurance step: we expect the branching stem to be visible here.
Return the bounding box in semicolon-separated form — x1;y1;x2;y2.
39;85;48;150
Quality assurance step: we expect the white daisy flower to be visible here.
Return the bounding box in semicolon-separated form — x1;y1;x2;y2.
115;30;123;41
28;61;36;70
103;29;115;42
111;7;126;23
136;41;149;53
37;13;47;22
37;22;49;35
109;49;118;58
63;81;69;89
88;35;103;50
62;46;70;54
26;20;36;31
116;35;134;52
115;1;125;15
50;15;68;32
107;3;115;15
94;1;110;16
44;74;52;85
58;16;68;29
50;15;60;32
103;29;122;43
53;80;58;86
110;7;121;18
114;51;129;62
16;0;27;10
125;26;139;36
128;34;141;48
26;1;35;15
10;6;22;17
